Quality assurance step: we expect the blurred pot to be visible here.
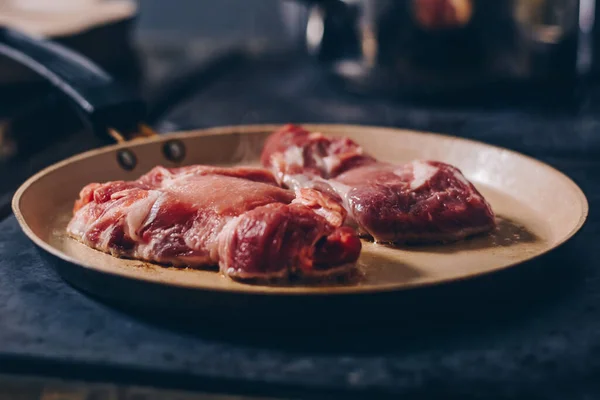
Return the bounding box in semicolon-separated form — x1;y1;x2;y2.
283;0;596;98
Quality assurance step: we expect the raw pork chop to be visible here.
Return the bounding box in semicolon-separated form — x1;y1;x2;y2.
261;124;496;244
67;165;361;281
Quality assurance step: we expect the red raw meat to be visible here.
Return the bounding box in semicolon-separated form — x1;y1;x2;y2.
67;165;361;281
261;124;496;244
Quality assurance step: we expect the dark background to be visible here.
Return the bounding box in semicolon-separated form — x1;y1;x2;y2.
137;0;301;43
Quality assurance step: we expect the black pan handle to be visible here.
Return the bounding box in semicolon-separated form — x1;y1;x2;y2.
0;27;147;142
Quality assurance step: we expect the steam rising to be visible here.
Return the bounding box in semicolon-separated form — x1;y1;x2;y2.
228;130;270;168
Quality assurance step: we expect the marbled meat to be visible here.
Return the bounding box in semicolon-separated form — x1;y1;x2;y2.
261;124;496;243
67;165;361;281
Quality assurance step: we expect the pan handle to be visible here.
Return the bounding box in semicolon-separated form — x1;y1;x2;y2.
0;27;152;142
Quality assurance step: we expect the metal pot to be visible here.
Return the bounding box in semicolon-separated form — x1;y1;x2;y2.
284;0;596;98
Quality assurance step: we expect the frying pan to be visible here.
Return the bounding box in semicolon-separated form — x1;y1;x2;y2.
1;27;588;323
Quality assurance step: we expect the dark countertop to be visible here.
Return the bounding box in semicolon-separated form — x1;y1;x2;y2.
0;37;599;399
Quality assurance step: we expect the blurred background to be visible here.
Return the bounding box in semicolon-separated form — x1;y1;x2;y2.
138;0;289;39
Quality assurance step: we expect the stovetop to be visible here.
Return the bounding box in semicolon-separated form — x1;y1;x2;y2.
1;35;600;399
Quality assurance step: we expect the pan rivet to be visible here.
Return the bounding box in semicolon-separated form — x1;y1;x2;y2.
163;139;186;163
117;149;137;171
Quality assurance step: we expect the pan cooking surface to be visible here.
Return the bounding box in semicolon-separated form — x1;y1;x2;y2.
47;184;549;293
12;125;588;296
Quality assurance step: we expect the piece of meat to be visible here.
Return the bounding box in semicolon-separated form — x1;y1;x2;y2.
67;165;361;281
260;124;377;184
261;124;496;244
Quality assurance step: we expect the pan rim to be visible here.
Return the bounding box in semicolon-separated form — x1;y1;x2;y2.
11;123;590;296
